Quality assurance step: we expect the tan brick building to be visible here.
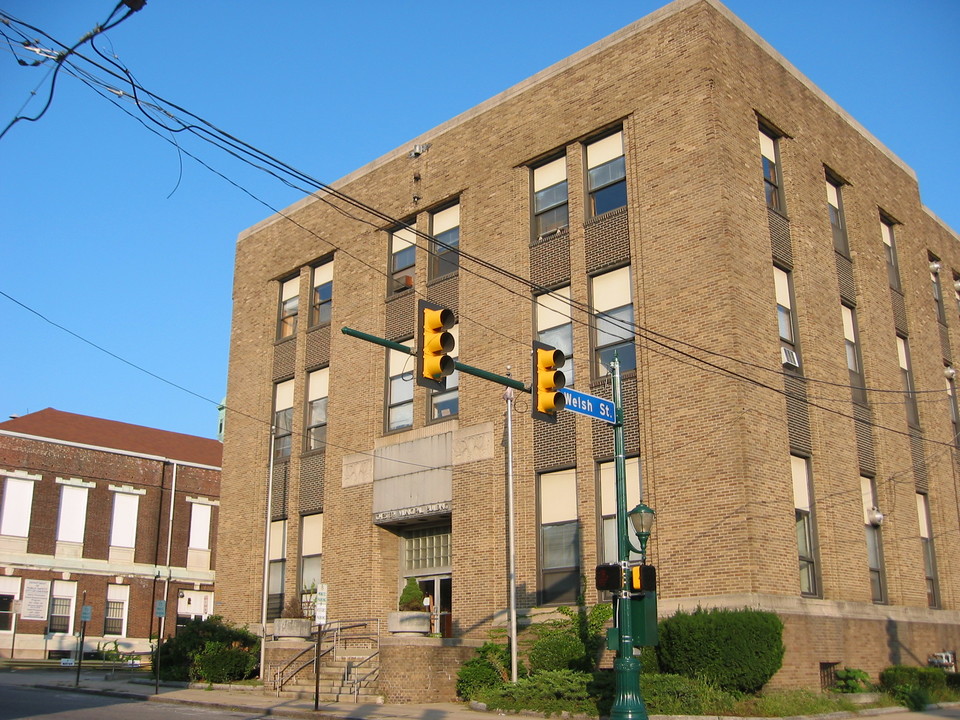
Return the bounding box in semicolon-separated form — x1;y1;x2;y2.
0;409;221;660
219;0;960;690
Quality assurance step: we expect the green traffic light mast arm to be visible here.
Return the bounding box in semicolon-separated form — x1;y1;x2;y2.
341;326;528;392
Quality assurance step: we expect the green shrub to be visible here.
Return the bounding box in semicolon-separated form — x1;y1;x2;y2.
638;645;659;674
457;656;505;699
834;666;871;693
892;684;931;711
528;629;588;673
657;607;784;693
475;670;600;716
155;616;259;682
456;641;526;699
880;665;947;695
947;672;960;690
190;640;259;683
734;688;858;717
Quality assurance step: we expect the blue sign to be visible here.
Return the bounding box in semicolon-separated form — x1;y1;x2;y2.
561;388;616;424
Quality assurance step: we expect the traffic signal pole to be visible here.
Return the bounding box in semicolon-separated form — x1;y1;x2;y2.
341;326;527;392
610;355;648;720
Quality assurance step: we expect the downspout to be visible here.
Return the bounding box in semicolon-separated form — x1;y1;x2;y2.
260;426;276;679
160;462;178;639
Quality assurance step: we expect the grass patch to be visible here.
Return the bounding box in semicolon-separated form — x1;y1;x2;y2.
731;689;858;717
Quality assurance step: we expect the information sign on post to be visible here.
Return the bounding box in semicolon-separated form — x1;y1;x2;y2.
154;600;167;618
314;583;328;625
560;388;616;424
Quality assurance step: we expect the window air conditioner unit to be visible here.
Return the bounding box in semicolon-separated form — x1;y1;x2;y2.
781;347;800;368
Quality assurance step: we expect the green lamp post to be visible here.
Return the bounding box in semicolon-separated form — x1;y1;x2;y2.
610;355;656;720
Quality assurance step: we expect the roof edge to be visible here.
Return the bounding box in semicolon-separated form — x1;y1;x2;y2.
237;0;915;243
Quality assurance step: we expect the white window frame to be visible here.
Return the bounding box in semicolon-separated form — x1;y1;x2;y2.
592;266;635;377
55;478;94;544
273;379;295;459
104;584;130;637
387;341;414;431
429;325;459;421
598;457;642;564
306;368;329;451
791;455;819;597
538;468;579;605
430;203;460;280
48;580;77;635
390;226;417;294
533;156;569;237
537;286;574;386
586;130;626;217
0;576;21;633
300;513;323;595
310;260;333;327
277;275;300;340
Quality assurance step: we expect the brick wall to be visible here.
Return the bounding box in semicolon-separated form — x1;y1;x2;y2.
218;0;960;690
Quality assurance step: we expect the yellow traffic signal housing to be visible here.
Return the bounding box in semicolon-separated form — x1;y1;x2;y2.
417;300;456;389
629;564;656;594
532;341;566;422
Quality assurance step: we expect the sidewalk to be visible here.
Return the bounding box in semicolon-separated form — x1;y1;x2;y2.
1;666;958;720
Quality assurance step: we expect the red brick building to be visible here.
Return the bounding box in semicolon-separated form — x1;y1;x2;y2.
0;408;221;660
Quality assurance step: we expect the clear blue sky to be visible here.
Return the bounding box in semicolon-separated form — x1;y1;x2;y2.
1;1;957;440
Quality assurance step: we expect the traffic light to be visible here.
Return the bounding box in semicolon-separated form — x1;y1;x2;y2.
532;341;566;422
595;562;623;592
629;564;656;595
417;300;456;390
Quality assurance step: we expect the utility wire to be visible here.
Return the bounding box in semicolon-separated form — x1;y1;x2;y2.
2;12;958;459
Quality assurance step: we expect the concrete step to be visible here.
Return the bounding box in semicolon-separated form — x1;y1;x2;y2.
275;687;383;703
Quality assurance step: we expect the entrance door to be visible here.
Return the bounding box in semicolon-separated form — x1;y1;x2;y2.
417;576;452;637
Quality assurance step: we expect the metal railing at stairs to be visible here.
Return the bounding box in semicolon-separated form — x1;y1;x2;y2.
272;618;380;704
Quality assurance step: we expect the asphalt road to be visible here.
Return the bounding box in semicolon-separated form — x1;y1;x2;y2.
0;683;269;720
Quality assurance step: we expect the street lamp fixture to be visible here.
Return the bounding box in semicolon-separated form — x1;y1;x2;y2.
627;503;655;562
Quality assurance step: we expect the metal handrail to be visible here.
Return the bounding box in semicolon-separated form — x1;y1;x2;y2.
344;651;380;700
274;638;318;696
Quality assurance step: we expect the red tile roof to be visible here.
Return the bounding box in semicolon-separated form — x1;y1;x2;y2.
0;408;222;467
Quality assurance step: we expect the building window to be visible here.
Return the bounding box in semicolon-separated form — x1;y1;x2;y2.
103;585;129;636
841;305;866;404
759;127;784;212
896;335;920;428
273;379;294;459
390;226;416;294
300;513;323;599
56;483;89;544
586;130;626;217
0;595;13;632
791;455;819;597
592;266;635;376
404;525;452;573
532;156;568;237
916;493;939;608
826;175;848;256
0;476;36;538
429;325;459;420
774;266;801;369
861;477;885;603
430;203;459;280
387;341;414;431
109;491;140;549
537;286;574;386
48;581;76;634
277;275;299;340
310;261;333;327
953;273;960;318
538;468;579;605
930;255;946;324
598;457;642;563
189;502;212;552
267;520;286;621
305;368;329;451
946;369;958;444
880;217;901;292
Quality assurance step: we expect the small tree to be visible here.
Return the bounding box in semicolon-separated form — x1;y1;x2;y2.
397;577;426;611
